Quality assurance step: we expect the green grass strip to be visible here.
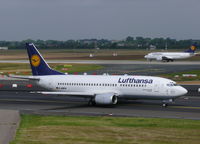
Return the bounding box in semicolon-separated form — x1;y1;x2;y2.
11;115;200;144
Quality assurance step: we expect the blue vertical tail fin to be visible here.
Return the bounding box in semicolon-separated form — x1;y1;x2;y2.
185;43;197;53
26;43;65;76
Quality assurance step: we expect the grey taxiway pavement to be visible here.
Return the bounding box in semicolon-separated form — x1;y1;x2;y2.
0;91;200;120
1;60;200;65
0;110;19;144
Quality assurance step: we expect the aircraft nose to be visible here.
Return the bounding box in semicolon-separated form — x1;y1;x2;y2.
178;86;188;96
144;55;148;58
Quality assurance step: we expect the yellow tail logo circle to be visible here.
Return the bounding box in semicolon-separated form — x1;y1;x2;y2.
191;45;196;51
31;55;41;67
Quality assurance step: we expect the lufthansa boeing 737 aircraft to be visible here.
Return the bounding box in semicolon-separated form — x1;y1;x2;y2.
144;44;197;62
11;43;188;107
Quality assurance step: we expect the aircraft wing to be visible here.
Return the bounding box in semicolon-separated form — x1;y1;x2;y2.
34;91;95;97
162;56;173;60
33;91;118;98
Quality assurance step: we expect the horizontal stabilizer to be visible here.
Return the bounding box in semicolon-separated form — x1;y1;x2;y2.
9;74;40;80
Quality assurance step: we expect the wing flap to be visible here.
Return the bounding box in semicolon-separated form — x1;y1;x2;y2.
32;91;119;98
34;91;95;97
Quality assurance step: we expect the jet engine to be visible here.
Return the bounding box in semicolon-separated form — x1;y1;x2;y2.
94;93;118;105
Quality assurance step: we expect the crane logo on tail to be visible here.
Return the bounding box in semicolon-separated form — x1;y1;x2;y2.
31;54;41;67
191;45;196;51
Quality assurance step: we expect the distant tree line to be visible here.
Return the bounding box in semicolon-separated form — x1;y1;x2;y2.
0;37;199;50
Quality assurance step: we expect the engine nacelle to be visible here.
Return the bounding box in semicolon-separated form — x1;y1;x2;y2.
94;94;118;105
156;56;163;61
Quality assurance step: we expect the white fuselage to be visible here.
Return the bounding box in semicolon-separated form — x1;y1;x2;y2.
36;75;187;100
144;52;194;61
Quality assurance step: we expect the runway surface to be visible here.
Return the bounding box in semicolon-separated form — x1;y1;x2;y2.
0;91;200;120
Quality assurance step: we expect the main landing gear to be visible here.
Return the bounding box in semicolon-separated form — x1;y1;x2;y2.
88;98;96;106
162;99;174;107
162;59;174;62
162;103;168;107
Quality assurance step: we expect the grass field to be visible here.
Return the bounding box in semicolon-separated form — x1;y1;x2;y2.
160;69;200;82
0;63;103;75
11;115;200;144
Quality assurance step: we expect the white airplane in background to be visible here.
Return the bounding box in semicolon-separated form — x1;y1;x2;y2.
11;43;187;107
144;44;197;62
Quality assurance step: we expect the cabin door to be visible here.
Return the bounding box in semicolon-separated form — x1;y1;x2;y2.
154;82;160;93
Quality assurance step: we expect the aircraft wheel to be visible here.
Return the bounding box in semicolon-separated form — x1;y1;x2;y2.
88;98;96;106
162;103;168;107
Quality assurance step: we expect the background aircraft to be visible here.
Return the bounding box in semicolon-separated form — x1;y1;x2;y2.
11;43;187;107
144;44;197;62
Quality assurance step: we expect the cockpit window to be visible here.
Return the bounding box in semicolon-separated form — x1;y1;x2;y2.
167;83;173;86
167;82;179;87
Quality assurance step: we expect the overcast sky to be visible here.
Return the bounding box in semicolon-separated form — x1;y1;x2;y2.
0;0;200;41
